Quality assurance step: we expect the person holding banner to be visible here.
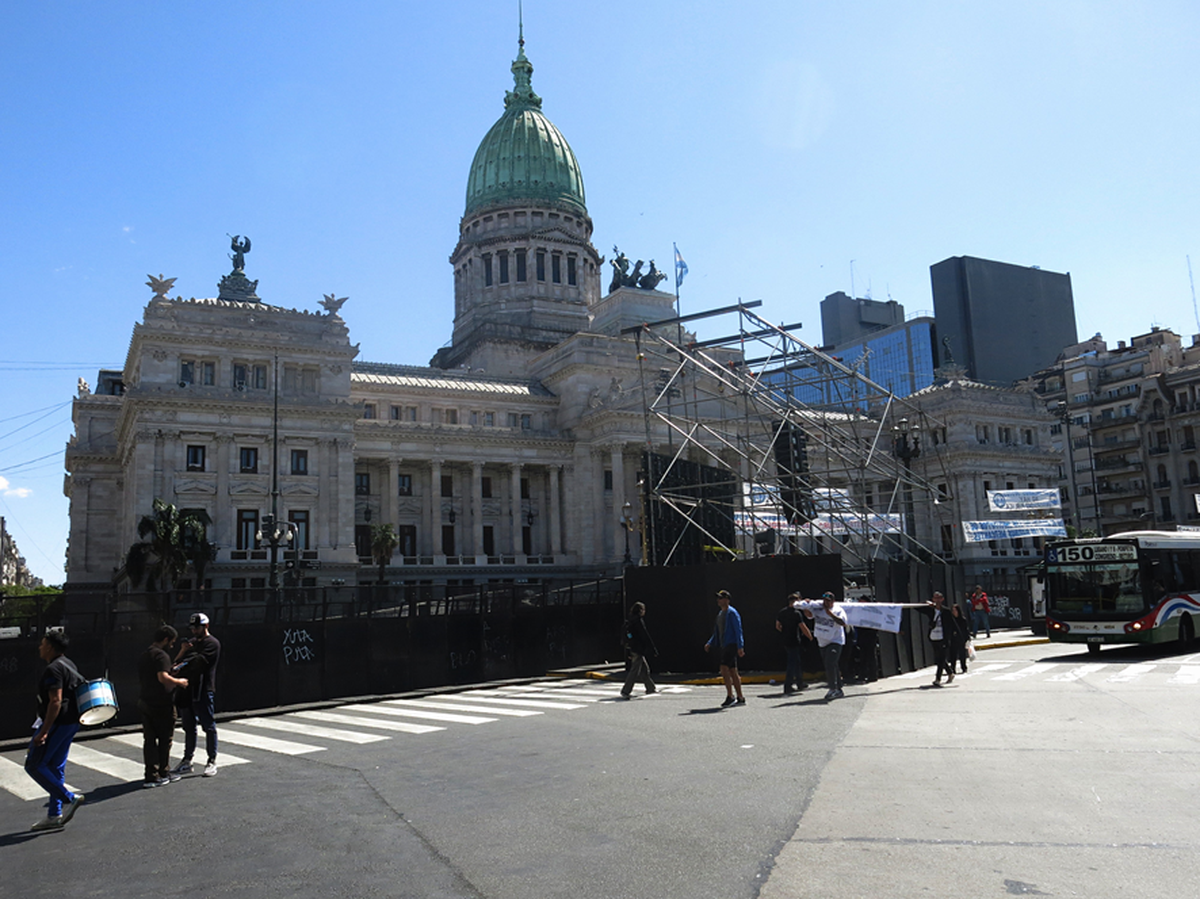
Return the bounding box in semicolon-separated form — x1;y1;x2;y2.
792;592;850;701
705;590;746;707
969;586;991;639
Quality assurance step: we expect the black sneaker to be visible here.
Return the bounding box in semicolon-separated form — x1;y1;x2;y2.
735;697;746;705
721;696;736;707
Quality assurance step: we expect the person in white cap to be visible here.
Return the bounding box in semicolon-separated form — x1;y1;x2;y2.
170;613;222;777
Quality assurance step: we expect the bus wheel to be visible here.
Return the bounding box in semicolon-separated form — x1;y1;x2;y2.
1179;615;1195;650
1087;643;1101;655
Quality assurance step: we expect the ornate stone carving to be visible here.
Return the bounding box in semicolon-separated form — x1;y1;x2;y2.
609;246;667;292
151;349;168;362
320;293;349;315
147;274;176;299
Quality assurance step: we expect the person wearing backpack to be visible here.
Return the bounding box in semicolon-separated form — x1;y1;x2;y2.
25;630;86;832
620;602;659;698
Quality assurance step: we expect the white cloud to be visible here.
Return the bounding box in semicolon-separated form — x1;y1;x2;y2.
0;476;32;498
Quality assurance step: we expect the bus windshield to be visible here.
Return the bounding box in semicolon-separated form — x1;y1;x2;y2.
1046;561;1148;616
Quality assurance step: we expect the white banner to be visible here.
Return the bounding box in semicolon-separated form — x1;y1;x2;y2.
842;603;906;633
987;489;1061;512
963;519;1067;542
734;511;904;537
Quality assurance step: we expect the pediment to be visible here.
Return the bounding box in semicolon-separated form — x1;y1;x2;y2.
229;481;270;496
174;479;217;495
282;481;319;497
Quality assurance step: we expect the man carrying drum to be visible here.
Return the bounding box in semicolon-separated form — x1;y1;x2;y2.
25;630;86;831
171;613;222;779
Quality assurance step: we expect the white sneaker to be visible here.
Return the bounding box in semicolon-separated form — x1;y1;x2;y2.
203;760;218;777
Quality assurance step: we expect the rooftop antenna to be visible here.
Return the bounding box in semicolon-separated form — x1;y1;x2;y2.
1189;255;1199;335
850;259;856;299
519;0;524;50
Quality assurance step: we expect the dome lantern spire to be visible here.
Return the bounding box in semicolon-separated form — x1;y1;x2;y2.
505;8;541;110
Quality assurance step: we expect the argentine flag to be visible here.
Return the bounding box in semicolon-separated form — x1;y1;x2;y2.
673;243;688;288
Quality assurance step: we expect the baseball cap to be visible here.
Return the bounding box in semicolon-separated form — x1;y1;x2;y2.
715;589;731;599
821;591;835;600
189;612;210;626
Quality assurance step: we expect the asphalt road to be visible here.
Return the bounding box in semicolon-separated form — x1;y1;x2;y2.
3;641;1199;898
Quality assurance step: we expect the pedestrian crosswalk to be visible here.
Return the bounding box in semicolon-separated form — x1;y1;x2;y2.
896;659;1200;687
0;679;692;802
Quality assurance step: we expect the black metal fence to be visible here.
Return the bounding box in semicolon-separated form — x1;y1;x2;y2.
0;580;626;742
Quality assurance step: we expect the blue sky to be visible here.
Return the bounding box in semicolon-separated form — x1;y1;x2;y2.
3;1;1198;585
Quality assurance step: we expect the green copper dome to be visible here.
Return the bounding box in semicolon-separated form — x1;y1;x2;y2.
464;39;586;218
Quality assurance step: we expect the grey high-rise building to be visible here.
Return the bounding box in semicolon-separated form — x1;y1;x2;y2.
930;255;1077;387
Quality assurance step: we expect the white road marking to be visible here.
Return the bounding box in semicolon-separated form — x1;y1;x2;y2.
0;755;51;801
106;733;252;767
1106;663;1156;683
955;663;1015;679
291;710;445;734
385;699;541;718
67;743;146;782
345;702;495;725
438;692;585;710
1168;665;1200;685
993;663;1057;681
216;726;326;755
1047;664;1107;682
236;716;389;744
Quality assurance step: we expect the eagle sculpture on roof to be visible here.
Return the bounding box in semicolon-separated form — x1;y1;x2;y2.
320;293;349;315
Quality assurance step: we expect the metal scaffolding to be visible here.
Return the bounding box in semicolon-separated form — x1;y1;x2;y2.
625;301;950;575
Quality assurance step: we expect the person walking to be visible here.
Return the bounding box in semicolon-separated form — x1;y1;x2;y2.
775;593;812;694
704;590;745;707
25;630;86;832
792;592;851;701
620;602;658;698
949;603;970;674
969;585;991;639
923;592;956;686
171;613;221;778
139;625;189;787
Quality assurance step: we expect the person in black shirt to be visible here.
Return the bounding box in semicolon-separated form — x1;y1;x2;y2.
775;592;813;694
139;625;189;787
620;602;659;698
171;613;222;778
25;630;86;831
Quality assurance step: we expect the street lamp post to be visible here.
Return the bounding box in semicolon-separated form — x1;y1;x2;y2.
891;417;921;546
620;501;635;567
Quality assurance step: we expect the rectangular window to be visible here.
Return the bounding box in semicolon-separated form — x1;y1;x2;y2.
289;510;310;550
515;249;527;282
390;405;402;420
522;525;533;556
481;476;492;498
291;449;308;475
233;363;248;389
201;361;215;386
239;447;258;473
520;477;530;499
442;524;456;556
604;469;613;491
283;365;298;394
363;404;377;420
253;364;268;389
355;525;372;559
520;413;532;430
499;252;509;284
355;472;371;495
1023;429;1034;445
301;368;317;394
508;412;519;428
536;251;546;281
482;525;495;556
397;473;413;496
567;256;577;286
484;411;495;427
186;445;206;472
397;525;417;557
407;406;418;421
237;509;258;550
484;254;493;287
445;409;458;425
441;474;453;497
180;360;195;385
551;254;561;284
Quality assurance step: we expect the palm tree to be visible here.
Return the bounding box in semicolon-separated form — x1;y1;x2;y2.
370;523;399;585
125;499;213;591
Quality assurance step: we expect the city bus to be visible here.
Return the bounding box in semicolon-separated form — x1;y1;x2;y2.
1044;531;1200;654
